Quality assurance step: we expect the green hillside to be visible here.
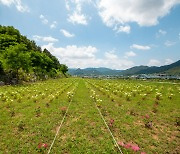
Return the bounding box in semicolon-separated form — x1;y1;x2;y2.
0;25;68;84
138;60;180;74
119;60;180;76
164;66;180;75
119;66;149;76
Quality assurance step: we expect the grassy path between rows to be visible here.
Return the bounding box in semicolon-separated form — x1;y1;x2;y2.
50;79;118;153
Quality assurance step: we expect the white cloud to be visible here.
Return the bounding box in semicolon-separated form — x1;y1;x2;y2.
16;0;29;12
148;58;174;66
130;44;151;50
125;51;136;57
105;52;118;59
97;0;180;32
65;0;92;11
39;16;57;29
0;0;29;12
60;29;75;38
41;43;134;69
148;59;161;66
42;44;97;59
65;0;70;11
65;0;91;25
33;35;58;42
164;40;176;47
0;0;14;6
114;25;131;33
103;52;134;69
68;11;88;25
165;58;174;65
50;21;57;29
40;14;48;24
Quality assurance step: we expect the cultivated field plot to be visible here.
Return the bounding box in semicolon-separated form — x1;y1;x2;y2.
0;78;179;153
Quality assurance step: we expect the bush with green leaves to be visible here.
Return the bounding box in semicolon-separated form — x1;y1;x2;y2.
0;25;68;83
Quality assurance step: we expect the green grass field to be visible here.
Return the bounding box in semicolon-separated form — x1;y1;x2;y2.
0;78;179;153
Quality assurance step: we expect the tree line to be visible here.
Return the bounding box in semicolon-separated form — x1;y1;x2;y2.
0;25;68;84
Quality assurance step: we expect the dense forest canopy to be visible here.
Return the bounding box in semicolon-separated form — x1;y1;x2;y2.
0;25;68;84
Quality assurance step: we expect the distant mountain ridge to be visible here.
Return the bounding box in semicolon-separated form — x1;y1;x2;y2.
120;60;180;75
68;60;180;76
68;67;122;76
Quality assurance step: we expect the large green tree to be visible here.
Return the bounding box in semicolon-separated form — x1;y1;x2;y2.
3;43;31;82
60;64;68;75
0;25;69;83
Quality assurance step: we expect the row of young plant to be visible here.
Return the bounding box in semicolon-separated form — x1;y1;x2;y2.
85;79;180;153
67;83;78;103
0;79;75;104
60;82;78;115
87;79;180;125
88;80;176;102
0;78;79;153
0;79;78;125
39;82;79;153
85;81;147;153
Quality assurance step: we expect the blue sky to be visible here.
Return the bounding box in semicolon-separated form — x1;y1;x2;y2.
0;0;180;69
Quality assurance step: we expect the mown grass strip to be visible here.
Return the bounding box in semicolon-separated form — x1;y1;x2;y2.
48;99;72;154
94;100;123;154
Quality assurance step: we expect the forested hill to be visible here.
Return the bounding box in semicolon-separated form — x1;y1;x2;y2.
68;60;180;76
119;60;180;76
0;25;68;84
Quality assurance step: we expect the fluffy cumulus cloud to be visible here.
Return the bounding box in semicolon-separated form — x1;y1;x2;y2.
148;59;161;66
67;12;88;25
41;43;134;69
66;0;91;25
33;35;58;42
60;29;75;38
0;0;29;12
42;43;97;59
130;44;151;50
114;25;131;33
97;0;180;33
104;52;134;69
0;0;14;6
125;51;136;57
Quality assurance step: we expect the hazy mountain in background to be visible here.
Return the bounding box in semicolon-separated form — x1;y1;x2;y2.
68;60;180;76
120;60;180;75
118;66;149;76
68;67;122;76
